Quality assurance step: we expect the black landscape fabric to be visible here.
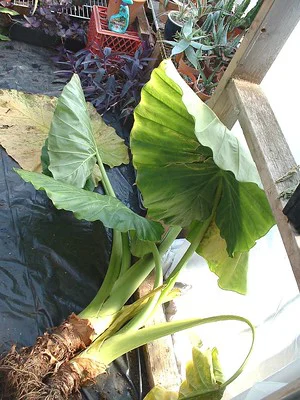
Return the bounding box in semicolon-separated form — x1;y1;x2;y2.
0;40;147;399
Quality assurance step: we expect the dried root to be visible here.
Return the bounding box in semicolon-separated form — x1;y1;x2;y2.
44;359;105;400
0;314;95;400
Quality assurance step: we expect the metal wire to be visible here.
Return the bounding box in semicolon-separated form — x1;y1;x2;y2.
12;0;108;19
61;0;108;20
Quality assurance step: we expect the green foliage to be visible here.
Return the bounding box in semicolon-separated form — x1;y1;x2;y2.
0;7;19;15
16;74;163;242
167;0;263;95
166;20;214;69
14;63;258;398
16;169;164;241
131;60;275;293
145;344;226;399
47;74;129;189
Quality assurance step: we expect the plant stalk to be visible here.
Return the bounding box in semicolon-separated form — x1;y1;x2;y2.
120;232;131;276
95;149;116;199
79;149;124;323
78;315;255;377
153;181;223;315
99;226;182;317
79;229;122;321
119;242;163;333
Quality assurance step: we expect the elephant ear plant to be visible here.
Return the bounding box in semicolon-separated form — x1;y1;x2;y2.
0;60;273;399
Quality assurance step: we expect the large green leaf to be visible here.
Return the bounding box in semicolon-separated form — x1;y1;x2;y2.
48;74;99;188
16;170;164;242
131;60;274;261
88;103;129;168
131;60;275;292
48;75;129;188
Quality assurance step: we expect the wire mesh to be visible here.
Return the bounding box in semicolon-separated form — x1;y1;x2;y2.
87;6;142;56
12;0;108;19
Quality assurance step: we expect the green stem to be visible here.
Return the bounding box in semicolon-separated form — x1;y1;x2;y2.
166;181;222;285
119;242;163;333
80;315;255;376
120;232;131;276
99;226;182;317
95;149;116;198
165;222;208;284
79;149;126;323
79;229;122;320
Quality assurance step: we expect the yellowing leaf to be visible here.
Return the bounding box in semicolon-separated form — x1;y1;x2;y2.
0;88;128;174
0;89;56;171
188;221;249;294
144;386;178;400
178;345;225;400
88;103;129;168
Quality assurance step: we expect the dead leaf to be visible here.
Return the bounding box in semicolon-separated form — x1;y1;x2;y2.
0;89;57;171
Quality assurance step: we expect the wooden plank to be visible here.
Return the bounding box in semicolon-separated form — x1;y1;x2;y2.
228;78;300;287
208;0;300;127
262;377;300;399
137;6;153;44
147;0;164;31
137;273;181;391
209;89;240;130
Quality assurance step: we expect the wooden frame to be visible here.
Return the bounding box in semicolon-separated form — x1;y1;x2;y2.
228;79;300;285
208;0;300;129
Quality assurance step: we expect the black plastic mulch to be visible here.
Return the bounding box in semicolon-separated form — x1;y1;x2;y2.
0;39;147;400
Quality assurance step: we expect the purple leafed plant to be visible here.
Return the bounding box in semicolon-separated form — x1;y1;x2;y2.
23;0;87;42
53;44;152;119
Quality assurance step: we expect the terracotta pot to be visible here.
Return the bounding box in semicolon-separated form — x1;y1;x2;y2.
176;53;198;81
128;0;147;24
193;86;211;102
107;0;122;20
175;53;212;102
227;26;244;40
159;0;180;11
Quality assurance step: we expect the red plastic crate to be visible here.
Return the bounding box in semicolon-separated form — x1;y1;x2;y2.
87;6;142;56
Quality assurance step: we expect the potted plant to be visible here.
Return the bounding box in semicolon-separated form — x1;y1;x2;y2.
164;0;198;40
165;0;263;100
8;0;87;50
158;0;181;24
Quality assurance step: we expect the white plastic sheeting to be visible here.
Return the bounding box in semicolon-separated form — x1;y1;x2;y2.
163;225;299;399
